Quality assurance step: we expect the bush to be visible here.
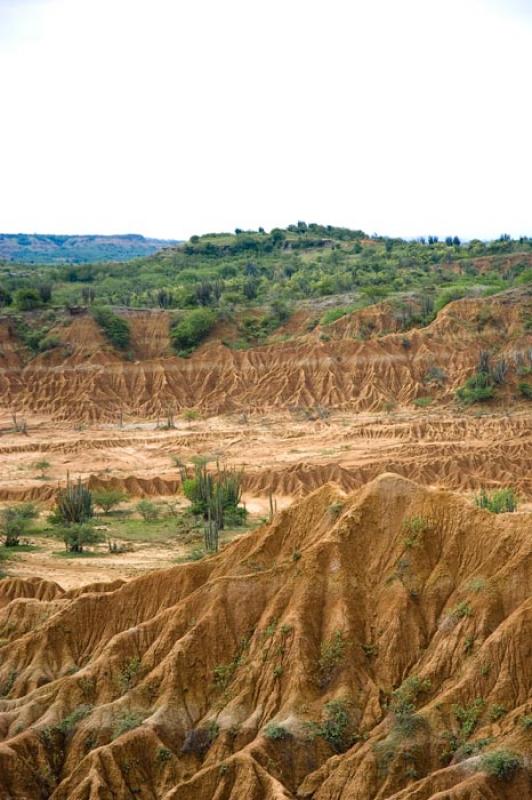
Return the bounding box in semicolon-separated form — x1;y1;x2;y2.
456;371;495;405
321;308;349;326
59;523;103;553
136;499;159;521
0;504;37;546
413;396;432;407
112;710;145;740
171;308;217;354
307;700;356;753
518;381;532;399
480;750;522;780
475;488;518;513
93;489;128;514
13;288;42;311
318;630;346;687
92;307;131;350
264;723;290;740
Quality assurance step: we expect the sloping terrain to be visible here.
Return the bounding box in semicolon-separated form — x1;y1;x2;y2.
0;234;178;264
0;475;530;799
0;289;530;422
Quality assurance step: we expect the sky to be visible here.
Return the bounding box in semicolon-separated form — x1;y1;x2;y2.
0;0;531;241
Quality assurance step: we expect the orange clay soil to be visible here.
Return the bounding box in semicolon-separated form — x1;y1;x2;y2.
0;474;530;799
0;289;530;422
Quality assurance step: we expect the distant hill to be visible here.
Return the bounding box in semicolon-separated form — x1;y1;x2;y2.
0;233;179;264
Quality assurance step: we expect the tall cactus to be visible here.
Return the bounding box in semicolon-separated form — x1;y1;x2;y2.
55;477;93;524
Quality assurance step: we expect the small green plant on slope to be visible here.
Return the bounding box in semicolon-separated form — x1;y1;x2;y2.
402;515;429;548
318;630;346;687
112;710;145;740
479;750;522;780
390;676;431;735
307;699;357;753
264;723;290;740
34;459;51;479
475;488;518;513
117;656;142;694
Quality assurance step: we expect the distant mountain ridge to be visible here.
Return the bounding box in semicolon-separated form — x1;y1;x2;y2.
0;233;179;264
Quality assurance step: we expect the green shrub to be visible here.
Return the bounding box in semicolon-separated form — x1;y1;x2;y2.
318;630;346;687
480;749;522;780
171;308;217;354
93;489;128;514
456;371;495;404
59;523;103;553
92;307;131;350
518;381;532;399
475;488;518;513
136;500;159;521
264;723;290;740
13;288;42;311
321;308;349;326
413;396;432;407
0;504;38;546
112;710;145;740
307;699;356;753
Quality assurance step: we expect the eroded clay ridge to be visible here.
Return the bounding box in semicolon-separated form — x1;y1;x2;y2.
0;474;530;799
0;289;530;421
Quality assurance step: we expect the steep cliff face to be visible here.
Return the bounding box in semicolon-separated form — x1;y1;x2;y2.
0;289;530;422
0;475;530;799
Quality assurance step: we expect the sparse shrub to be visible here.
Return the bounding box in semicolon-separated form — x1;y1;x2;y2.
292;550;301;561
423;365;446;385
182;408;200;420
157;747;172;763
328;501;344;518
60;523;103;553
35;460;51;479
413;396;432;408
93;489;128;514
55;704;93;735
475;488;518;513
479;749;522;780
318;630;346;687
518;381;532;399
488;704;507;722
520;715;532;729
321;308;349;326
264;722;290;740
307;699;357;753
456;370;495;404
402;515;429;548
117;656;141;693
136;499;160;521
112;710;145;740
450;601;473;620
0;504;37;546
453;698;485;741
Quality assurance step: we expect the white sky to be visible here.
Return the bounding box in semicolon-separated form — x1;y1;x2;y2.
0;0;531;240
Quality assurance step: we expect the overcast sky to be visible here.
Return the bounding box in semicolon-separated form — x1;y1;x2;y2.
0;0;531;240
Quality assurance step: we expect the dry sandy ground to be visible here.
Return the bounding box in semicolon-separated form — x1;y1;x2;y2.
0;407;530;588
